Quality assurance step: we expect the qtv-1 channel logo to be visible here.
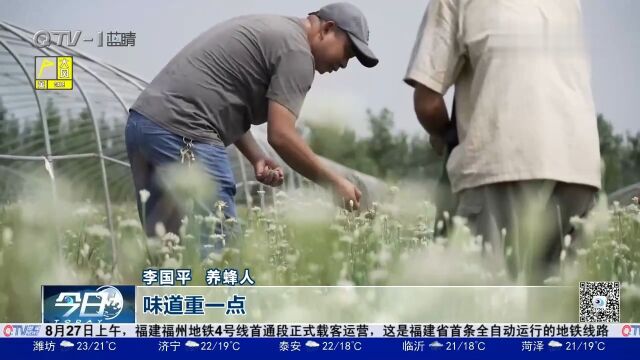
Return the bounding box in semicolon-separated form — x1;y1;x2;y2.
42;285;135;323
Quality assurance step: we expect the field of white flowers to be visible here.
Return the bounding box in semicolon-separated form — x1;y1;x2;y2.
0;175;639;322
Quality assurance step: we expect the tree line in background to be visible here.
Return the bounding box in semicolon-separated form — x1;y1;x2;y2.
0;97;99;156
0;98;639;198
306;108;442;182
597;114;640;193
305;108;640;194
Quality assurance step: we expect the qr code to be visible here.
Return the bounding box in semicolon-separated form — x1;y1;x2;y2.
579;281;620;323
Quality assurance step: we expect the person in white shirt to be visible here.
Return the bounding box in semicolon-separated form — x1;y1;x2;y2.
404;0;601;283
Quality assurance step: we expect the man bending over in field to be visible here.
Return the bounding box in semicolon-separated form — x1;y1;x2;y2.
125;3;378;256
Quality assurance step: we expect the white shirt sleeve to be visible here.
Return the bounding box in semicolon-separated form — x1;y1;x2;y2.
404;0;465;94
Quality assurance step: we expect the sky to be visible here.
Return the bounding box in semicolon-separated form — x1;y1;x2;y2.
2;0;639;137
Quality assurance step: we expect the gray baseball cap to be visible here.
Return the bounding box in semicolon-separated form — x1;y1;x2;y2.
309;2;378;68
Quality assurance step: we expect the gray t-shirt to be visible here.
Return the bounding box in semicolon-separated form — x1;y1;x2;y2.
131;15;315;146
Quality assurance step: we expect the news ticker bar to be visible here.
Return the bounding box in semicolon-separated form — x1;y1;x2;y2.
2;324;640;338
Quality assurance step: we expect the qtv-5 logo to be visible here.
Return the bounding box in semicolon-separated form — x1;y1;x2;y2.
42;285;135;323
3;324;41;337
622;325;640;337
